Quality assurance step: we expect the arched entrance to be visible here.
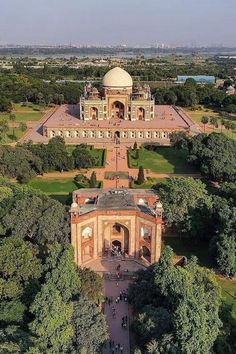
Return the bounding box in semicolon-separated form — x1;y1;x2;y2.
82;244;93;263
115;131;120;138
111;101;125;118
142;246;151;262
138;107;145;120
90;107;98;120
109;223;129;256
112;240;122;255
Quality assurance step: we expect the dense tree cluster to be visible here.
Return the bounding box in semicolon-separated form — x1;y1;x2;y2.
0;57;236;115
0;180;108;353
0;73;84;112
154;177;236;278
0;137;98;182
129;247;222;354
153;80;236;113
170;132;236;183
187;133;236;182
155;177;212;235
3;55;236;81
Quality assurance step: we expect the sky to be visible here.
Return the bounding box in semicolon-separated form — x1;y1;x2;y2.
0;0;235;47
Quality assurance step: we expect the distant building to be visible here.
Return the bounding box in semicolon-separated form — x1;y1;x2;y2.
226;85;236;96
177;75;216;84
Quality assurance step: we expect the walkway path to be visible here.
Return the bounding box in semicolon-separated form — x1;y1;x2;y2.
103;279;130;354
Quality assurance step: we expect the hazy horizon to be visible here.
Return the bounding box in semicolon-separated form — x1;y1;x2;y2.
0;0;236;47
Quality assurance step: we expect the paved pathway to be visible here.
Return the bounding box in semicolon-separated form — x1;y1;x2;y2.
103;279;130;354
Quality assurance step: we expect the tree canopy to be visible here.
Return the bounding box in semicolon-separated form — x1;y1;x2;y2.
130;247;222;354
154;177;212;235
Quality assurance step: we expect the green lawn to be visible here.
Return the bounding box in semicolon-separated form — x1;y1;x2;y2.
0;103;48;124
28;176;102;204
3;127;25;143
184;107;221;124
217;277;236;319
28;178;78;205
29;178;78;195
184;106;236;140
0;111;44;122
12;103;47;112
128;147;195;174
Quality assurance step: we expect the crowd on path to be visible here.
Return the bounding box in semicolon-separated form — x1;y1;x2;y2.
103;272;130;354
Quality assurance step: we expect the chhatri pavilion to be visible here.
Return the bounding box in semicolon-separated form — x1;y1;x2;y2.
25;67;200;144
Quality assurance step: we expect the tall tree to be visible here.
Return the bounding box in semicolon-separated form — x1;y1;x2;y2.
154;177;212;234
215;230;236;277
72;297;108;353
188;133;236;182
201;116;209;132
2;193;70;247
8;113;16;139
77;267;103;304
130;247;222;354
0;237;42;323
89;171;97;188
29;283;74;353
137;166;145;185
44;243;80;302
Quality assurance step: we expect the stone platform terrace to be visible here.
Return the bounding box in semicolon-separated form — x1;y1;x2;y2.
82;256;148;274
21;104;201;144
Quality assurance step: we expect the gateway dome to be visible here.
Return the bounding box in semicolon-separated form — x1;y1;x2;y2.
103;67;133;88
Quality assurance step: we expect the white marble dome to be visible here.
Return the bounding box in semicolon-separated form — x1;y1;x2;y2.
103;67;133;88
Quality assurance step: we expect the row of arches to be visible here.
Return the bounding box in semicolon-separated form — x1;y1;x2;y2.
88;102;146;120
80;223;151;263
49;129;171;140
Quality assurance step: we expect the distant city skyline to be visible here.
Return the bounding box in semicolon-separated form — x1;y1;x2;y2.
0;0;235;47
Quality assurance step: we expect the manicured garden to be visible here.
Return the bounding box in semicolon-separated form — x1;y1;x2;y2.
0;103;47;122
29;178;78;195
28;176;86;204
28;174;102;204
128;146;196;173
3;127;26;143
184;106;236;140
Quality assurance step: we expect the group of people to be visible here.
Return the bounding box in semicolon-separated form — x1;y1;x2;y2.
109;341;124;354
111;244;123;257
121;315;128;329
104;280;129;353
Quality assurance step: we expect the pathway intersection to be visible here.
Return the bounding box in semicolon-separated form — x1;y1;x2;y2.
38;141;201;188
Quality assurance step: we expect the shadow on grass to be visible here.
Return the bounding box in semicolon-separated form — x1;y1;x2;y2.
129;146;197;174
163;237;213;268
145;146;197;174
49;194;72;205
